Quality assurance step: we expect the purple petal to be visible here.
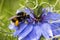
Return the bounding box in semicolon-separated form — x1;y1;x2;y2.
13;22;27;37
41;23;53;38
42;12;60;22
18;23;33;39
50;22;60;36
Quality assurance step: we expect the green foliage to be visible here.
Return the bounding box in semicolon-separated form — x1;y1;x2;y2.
0;0;60;40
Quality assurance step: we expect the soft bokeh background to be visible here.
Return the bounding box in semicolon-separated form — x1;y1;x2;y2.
0;0;60;40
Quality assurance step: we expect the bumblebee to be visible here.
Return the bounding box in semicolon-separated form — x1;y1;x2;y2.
10;12;30;26
9;7;34;26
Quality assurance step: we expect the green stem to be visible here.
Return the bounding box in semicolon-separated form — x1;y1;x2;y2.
0;0;4;13
53;0;59;8
40;2;52;7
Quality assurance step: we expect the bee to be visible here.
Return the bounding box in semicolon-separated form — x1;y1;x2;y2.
9;12;30;26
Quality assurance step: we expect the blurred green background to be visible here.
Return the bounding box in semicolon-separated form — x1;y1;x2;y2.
0;0;60;40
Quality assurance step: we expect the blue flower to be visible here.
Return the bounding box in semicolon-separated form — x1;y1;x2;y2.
42;10;60;36
9;8;60;40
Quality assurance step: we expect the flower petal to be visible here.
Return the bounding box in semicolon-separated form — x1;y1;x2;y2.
23;28;38;40
28;23;41;40
41;23;53;38
43;12;60;22
50;22;60;36
33;23;42;39
21;23;42;40
13;22;27;37
18;23;33;40
47;12;60;20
